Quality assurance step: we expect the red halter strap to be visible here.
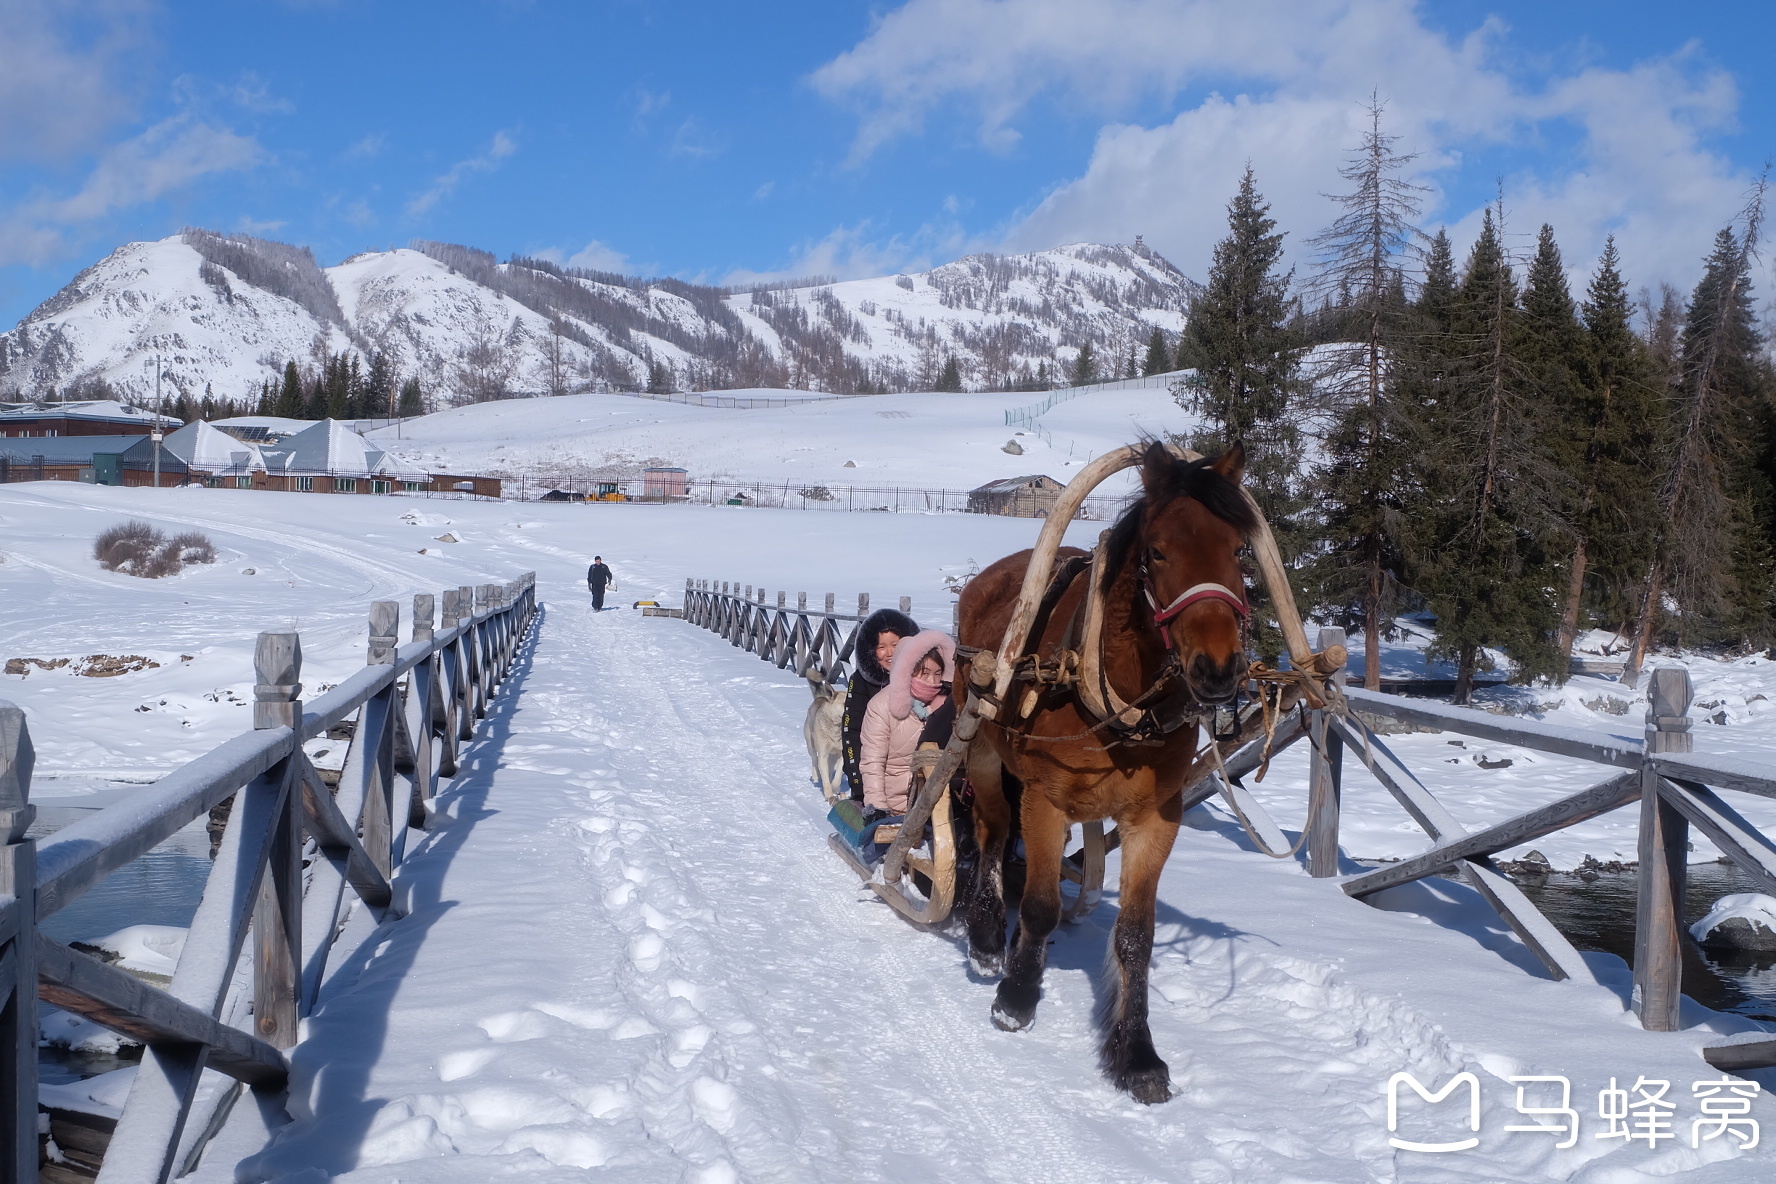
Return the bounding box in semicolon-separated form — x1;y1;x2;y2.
1143;577;1250;646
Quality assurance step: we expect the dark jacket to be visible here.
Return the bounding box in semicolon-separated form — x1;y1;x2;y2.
587;562;612;590
840;607;918;798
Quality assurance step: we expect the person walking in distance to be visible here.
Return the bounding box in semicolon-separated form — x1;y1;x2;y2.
587;556;615;611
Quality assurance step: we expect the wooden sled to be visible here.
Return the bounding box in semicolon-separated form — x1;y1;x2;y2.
827;777;958;925
1060;821;1113;922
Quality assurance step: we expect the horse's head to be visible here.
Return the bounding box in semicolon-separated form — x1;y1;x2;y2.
1106;441;1257;705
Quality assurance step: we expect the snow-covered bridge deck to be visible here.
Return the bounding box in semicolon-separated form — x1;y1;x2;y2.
191;599;1769;1183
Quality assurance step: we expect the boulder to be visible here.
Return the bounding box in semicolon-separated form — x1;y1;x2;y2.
1691;893;1776;952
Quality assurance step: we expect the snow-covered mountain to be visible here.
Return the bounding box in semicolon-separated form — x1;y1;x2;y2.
0;230;1195;406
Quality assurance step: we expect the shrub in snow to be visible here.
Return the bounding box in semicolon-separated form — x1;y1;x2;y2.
93;521;217;578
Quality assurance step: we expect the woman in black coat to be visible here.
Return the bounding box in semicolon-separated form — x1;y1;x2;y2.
840;607;918;802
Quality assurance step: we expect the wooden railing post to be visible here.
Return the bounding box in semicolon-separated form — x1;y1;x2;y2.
1306;626;1347;878
0;701;38;1184
251;634;303;1050
453;586;476;741
1635;666;1693;1031
358;605;399;880
409;594;438;821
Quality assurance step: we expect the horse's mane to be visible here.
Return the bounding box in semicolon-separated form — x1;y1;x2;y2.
1099;449;1259;595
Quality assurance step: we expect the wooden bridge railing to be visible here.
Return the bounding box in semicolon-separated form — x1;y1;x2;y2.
677;582;1776;1070
0;571;538;1183
681;577;919;686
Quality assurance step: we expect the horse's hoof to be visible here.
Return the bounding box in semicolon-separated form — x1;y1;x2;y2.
969;951;1004;979
991;982;1040;1031
1120;1063;1172;1104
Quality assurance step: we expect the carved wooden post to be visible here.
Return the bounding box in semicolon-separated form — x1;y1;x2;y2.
472;586;492;717
858;592;869;617
454;586;478;736
899;595;912;614
409;595;438;820
361;606;399;879
825;593;835;614
1635;666;1693;1031
1306;626;1348;878
436;589;462;771
252;633;303;1049
0;701;38;1184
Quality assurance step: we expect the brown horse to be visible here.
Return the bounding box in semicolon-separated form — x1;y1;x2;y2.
955;441;1256;1103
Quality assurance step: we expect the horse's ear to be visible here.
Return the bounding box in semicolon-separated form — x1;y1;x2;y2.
1140;440;1175;498
1211;441;1247;486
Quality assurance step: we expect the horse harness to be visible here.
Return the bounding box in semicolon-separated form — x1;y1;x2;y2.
966;549;1237;750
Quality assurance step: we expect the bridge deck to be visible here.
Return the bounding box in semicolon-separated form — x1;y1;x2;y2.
189;601;1767;1183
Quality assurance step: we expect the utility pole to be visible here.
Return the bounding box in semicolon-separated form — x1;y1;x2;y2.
150;355;164;489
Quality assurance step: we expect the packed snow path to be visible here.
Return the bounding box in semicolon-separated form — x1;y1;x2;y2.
193;598;1769;1183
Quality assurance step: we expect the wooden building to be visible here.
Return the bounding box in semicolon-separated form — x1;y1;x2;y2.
967;474;1064;517
642;466;690;499
0;399;179;439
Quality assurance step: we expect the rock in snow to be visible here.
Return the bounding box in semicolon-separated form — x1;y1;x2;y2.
1691;892;1776;951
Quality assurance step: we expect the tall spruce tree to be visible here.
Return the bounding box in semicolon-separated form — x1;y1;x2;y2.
398;376;425;417
1071;340;1097;386
1176;165;1304;660
364;351;396;419
936;355;963;392
275;360;304;419
1415;209;1564;701
1142;326;1171;376
1305;99;1425;688
1544;238;1666;661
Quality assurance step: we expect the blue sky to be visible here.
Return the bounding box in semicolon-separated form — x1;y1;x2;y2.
2;0;1773;327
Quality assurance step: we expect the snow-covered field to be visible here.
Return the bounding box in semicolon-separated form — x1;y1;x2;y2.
365;385;1200;494
5;482;1776;1180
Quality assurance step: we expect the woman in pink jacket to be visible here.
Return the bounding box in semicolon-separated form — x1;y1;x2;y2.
859;629;957;817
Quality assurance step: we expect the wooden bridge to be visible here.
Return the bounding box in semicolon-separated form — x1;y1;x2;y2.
679;576;1776;1072
1;573;537;1183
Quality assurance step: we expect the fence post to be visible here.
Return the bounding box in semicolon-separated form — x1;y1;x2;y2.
859;593;869;618
361;605;399;879
1634;666;1693;1031
899;595;912;615
1;702;38;1184
252;633;303;1049
410;594;438;821
1306;626;1347;878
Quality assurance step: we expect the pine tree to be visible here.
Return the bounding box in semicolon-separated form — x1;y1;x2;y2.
1542;238;1666;661
398;376;425;417
1142;327;1170;376
364;351;396;419
935;355;963;392
276;361;304;419
1415;208;1564;702
1071;341;1097;386
1304;99;1425;688
1175;165;1304;659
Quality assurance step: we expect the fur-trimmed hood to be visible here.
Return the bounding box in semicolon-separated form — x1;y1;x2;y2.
884;630;957;720
855;607;919;686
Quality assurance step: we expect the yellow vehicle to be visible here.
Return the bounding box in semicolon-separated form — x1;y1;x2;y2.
593;481;625;502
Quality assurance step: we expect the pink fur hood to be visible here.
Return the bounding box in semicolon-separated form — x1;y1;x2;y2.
883;629;957;720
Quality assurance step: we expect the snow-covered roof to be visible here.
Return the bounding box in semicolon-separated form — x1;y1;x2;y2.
260;418;426;479
161;420;265;474
0;399;178;428
971;474;1061;495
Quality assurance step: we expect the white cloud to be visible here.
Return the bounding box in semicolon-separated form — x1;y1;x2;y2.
725;218;969;287
0;0;153;163
407;131;519;217
236;215;287;235
564;241;634;274
343;133;387;161
0;113;264;265
817;0;1759;295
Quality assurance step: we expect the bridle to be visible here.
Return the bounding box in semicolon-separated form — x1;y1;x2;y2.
1139;562;1250;648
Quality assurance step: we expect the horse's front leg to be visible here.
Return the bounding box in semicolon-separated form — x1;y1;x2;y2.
1098;804;1180;1103
964;745;1010;977
991;787;1066;1031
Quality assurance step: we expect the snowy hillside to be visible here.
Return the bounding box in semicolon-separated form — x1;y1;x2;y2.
0;231;1193;406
